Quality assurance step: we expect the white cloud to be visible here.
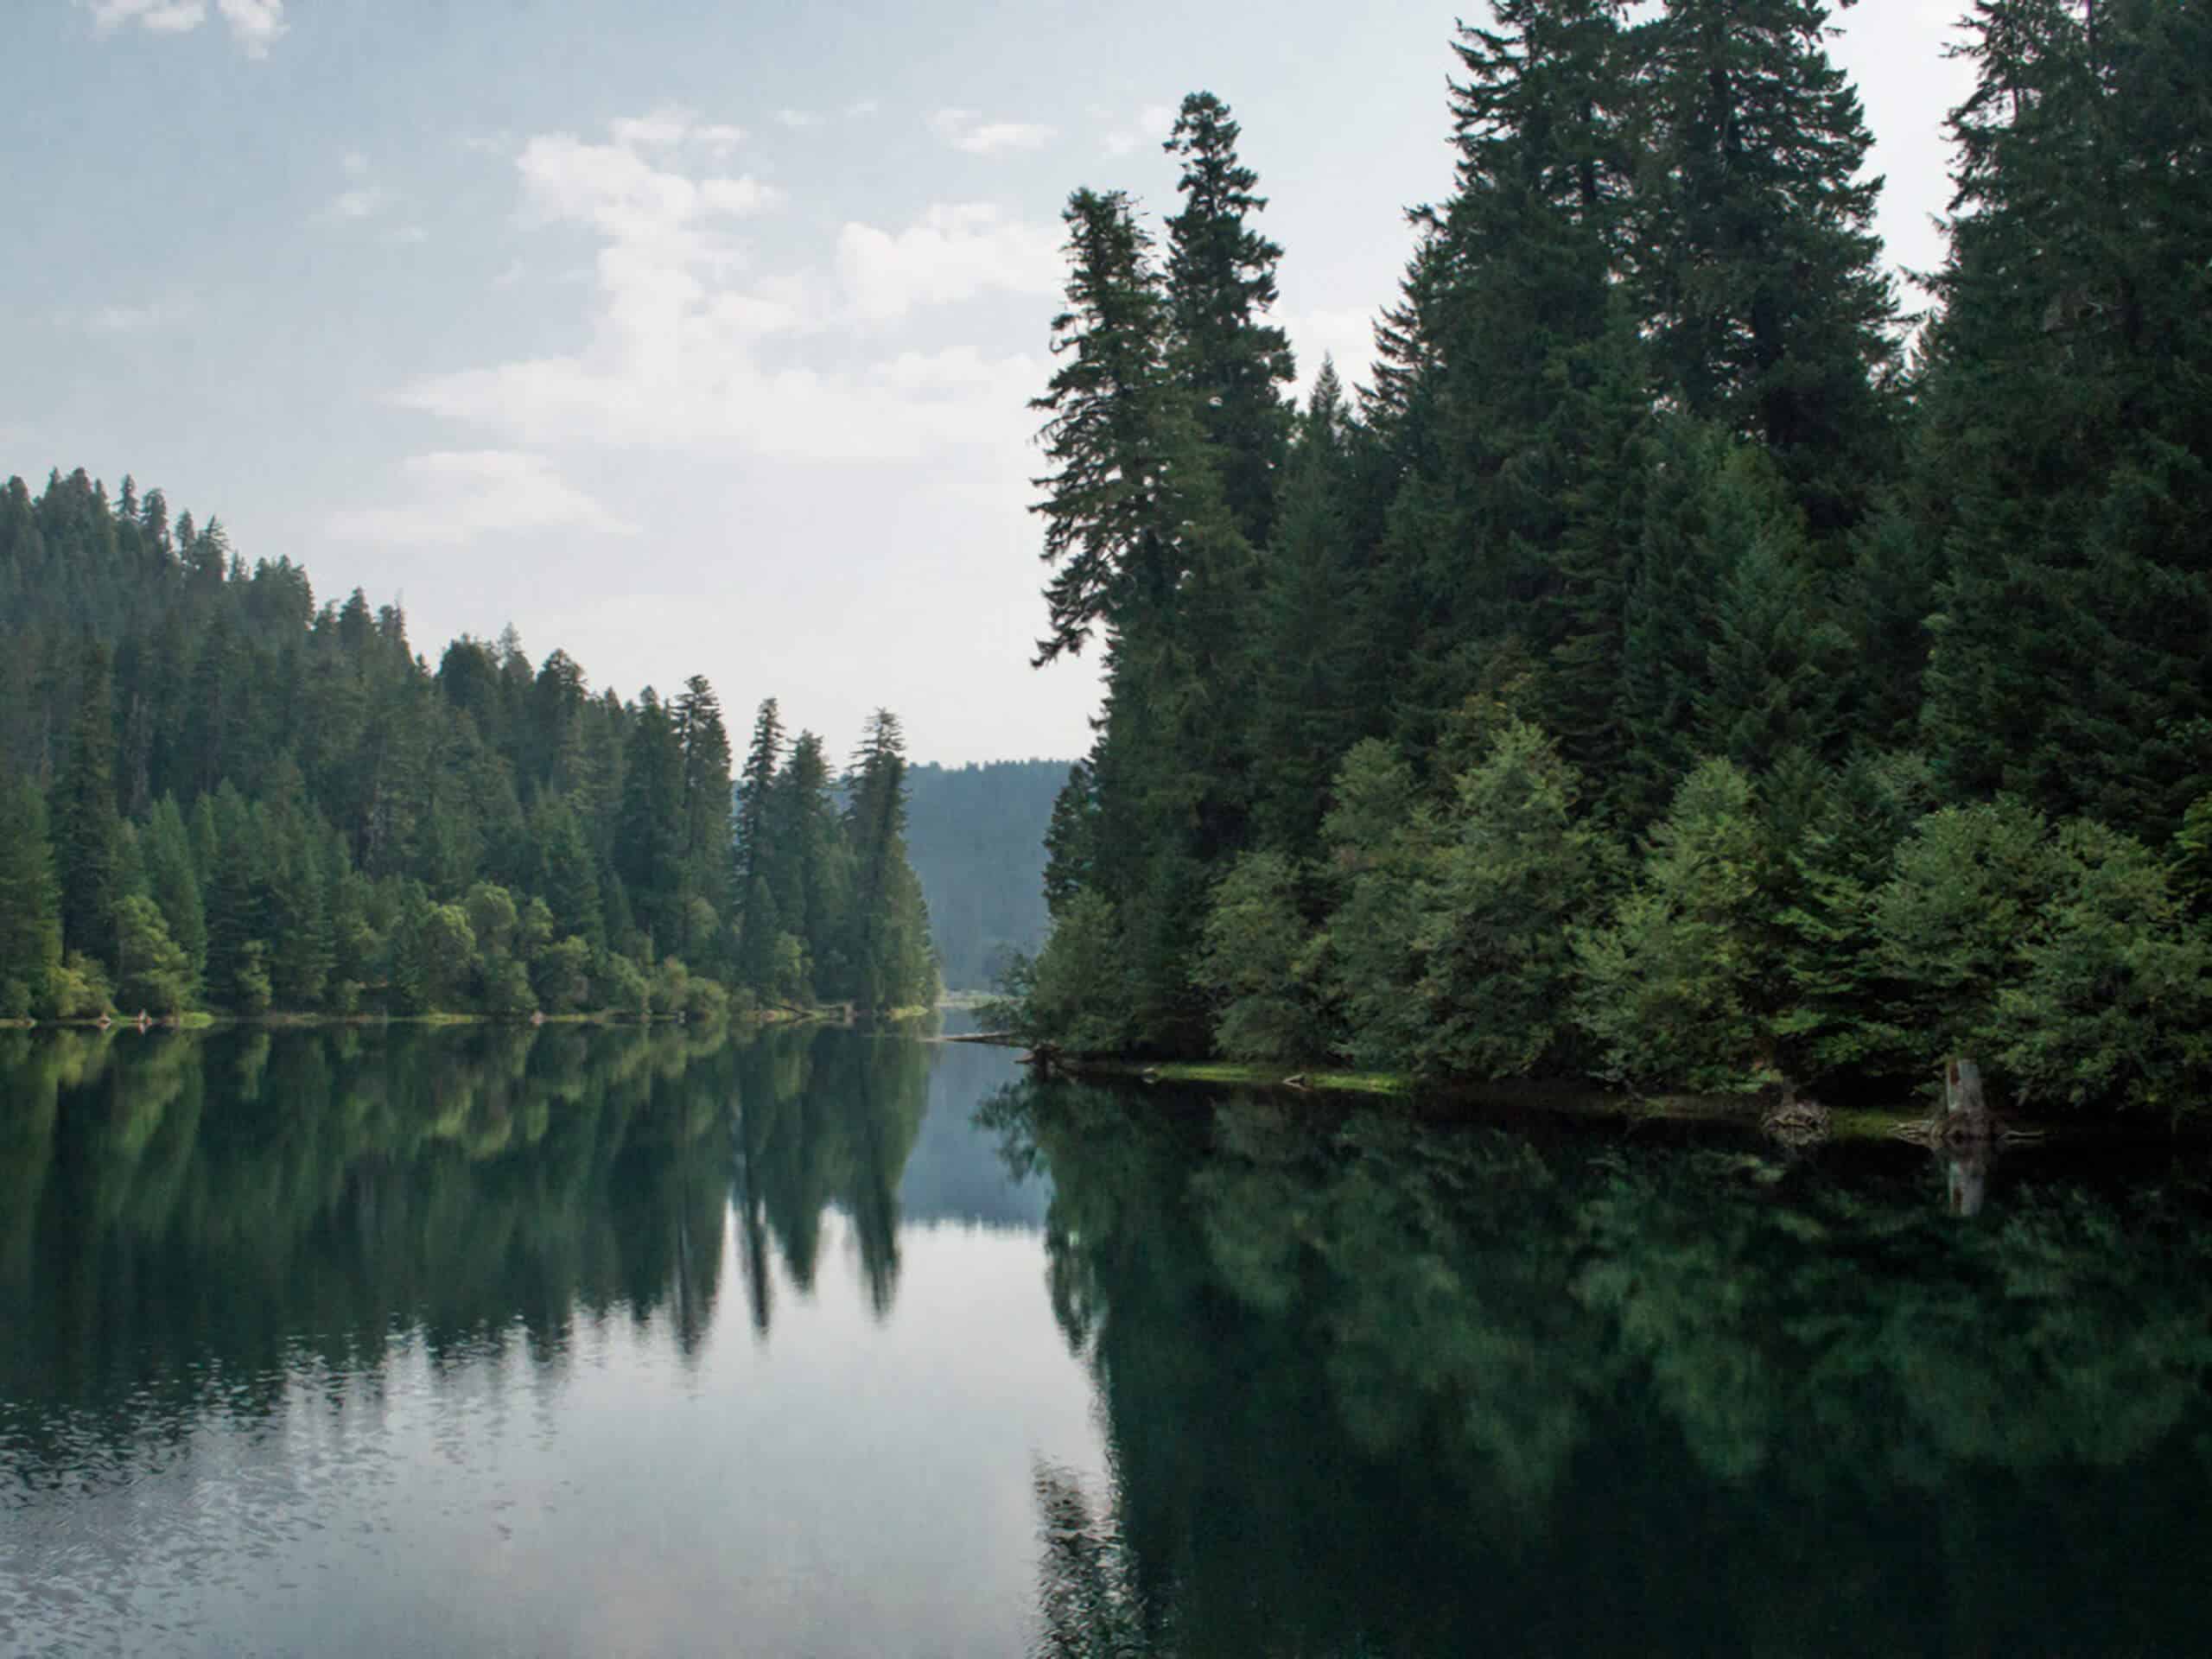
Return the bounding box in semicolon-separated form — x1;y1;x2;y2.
84;0;206;34
846;98;880;118
216;0;283;55
328;451;636;546
607;106;747;161
82;0;285;53
694;122;746;159
393;124;1044;462
607;107;690;151
774;108;822;130
837;202;1062;321
321;185;392;223
1103;104;1177;157
76;295;197;334
929;108;1054;156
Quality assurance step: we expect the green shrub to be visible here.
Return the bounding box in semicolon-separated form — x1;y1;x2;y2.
1195;851;1322;1063
1575;759;1775;1092
1993;821;2212;1113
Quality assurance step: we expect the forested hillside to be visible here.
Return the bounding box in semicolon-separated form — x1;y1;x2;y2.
904;760;1065;989
1016;0;2212;1112
0;473;935;1020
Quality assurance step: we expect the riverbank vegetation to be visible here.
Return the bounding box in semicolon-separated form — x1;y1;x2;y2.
1010;0;2212;1116
0;486;937;1023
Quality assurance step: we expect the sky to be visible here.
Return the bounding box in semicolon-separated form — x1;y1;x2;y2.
4;0;1969;766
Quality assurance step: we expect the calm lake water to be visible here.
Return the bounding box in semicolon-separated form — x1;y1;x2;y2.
3;1023;2209;1656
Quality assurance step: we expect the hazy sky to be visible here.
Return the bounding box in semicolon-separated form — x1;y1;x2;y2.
5;0;1967;765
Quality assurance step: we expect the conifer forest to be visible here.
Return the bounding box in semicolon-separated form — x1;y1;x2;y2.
1012;0;2212;1116
0;478;938;1021
11;4;2212;1653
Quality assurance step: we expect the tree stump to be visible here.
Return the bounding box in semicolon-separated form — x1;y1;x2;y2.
1945;1058;1993;1143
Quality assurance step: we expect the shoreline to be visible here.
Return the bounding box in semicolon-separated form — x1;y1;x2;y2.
0;1005;836;1033
1032;1056;2189;1148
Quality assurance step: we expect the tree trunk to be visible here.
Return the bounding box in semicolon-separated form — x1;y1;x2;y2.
1945;1057;1993;1141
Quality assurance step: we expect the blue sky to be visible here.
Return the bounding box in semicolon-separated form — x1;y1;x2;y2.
4;0;1968;764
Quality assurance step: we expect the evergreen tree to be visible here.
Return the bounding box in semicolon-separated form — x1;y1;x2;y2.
1916;0;2212;833
841;709;934;1011
768;729;849;995
1629;0;1901;533
1246;365;1370;855
1030;189;1186;665
673;675;735;947
736;697;786;990
1363;2;1639;753
0;780;63;1018
54;640;121;966
614;689;686;953
1030;186;1255;1042
113;893;194;1015
1162;91;1297;548
141;794;207;989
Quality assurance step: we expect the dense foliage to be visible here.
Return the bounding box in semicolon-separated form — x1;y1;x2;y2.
0;478;936;1020
1016;2;2212;1113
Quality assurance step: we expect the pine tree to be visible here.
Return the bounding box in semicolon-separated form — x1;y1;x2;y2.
735;697;786;992
614;688;686;954
673;674;734;966
1030;182;1255;1044
1040;759;1098;921
1366;2;1639;747
54;639;121;967
768;729;848;994
1029;189;1185;664
201;784;266;1009
141;794;207;989
1916;0;2212;833
1629;0;1900;533
1162;91;1296;548
1691;448;1852;769
1247;364;1369;855
842;709;929;1011
0;780;63;1018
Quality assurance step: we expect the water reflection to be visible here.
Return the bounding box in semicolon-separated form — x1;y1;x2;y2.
993;1079;2212;1658
0;1021;979;1440
0;1021;1087;1656
7;1029;2209;1656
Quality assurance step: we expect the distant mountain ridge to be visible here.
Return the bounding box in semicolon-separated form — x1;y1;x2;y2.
903;760;1067;991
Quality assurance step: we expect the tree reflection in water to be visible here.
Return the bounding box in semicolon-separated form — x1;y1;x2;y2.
987;1078;2212;1658
0;1021;931;1477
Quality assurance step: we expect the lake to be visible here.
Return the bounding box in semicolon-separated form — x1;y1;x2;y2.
3;1022;2209;1656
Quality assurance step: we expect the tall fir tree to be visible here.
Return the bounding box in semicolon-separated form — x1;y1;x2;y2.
0;780;64;1017
1916;0;2212;833
735;697;787;994
1162;92;1297;549
54;640;122;966
1629;0;1900;534
613;688;686;954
